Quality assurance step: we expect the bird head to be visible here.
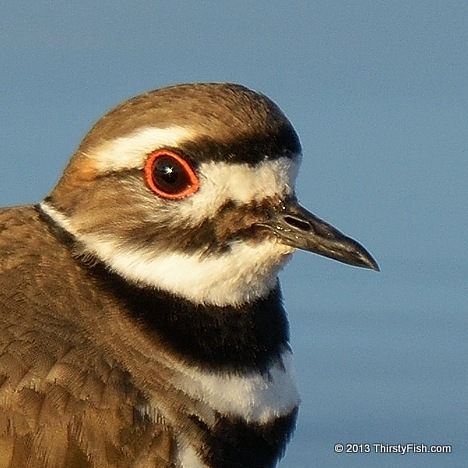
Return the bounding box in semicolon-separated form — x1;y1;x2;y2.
42;83;378;306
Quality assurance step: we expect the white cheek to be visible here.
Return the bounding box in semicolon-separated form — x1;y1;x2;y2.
177;157;300;226
200;158;298;202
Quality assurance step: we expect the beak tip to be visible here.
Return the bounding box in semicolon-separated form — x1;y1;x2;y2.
352;245;380;272
365;257;380;272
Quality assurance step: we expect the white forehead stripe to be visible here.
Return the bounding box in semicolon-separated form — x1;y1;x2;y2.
92;126;194;171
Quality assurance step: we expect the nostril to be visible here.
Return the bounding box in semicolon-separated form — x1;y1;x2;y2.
284;216;311;232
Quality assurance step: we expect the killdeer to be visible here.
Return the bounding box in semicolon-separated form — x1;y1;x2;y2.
0;83;378;467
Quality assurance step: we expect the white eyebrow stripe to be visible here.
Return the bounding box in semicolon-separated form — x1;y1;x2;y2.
91;126;194;172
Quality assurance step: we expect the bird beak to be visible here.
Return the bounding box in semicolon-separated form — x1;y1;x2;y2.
257;200;379;271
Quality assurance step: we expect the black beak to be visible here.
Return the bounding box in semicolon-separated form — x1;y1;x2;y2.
257;200;379;271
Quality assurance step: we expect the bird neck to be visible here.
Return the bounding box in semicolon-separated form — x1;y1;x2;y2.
36;203;291;374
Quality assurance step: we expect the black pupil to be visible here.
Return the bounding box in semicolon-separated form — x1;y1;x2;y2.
152;155;191;194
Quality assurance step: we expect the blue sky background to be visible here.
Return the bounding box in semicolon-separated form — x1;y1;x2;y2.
1;2;467;467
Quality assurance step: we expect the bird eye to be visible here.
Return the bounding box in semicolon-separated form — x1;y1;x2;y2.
144;150;199;199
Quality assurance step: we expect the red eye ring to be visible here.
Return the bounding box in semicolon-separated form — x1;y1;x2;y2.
144;150;199;199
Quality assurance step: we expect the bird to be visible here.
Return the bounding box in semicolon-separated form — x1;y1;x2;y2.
0;83;378;468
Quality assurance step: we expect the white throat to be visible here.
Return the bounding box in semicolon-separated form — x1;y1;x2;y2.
40;202;294;306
